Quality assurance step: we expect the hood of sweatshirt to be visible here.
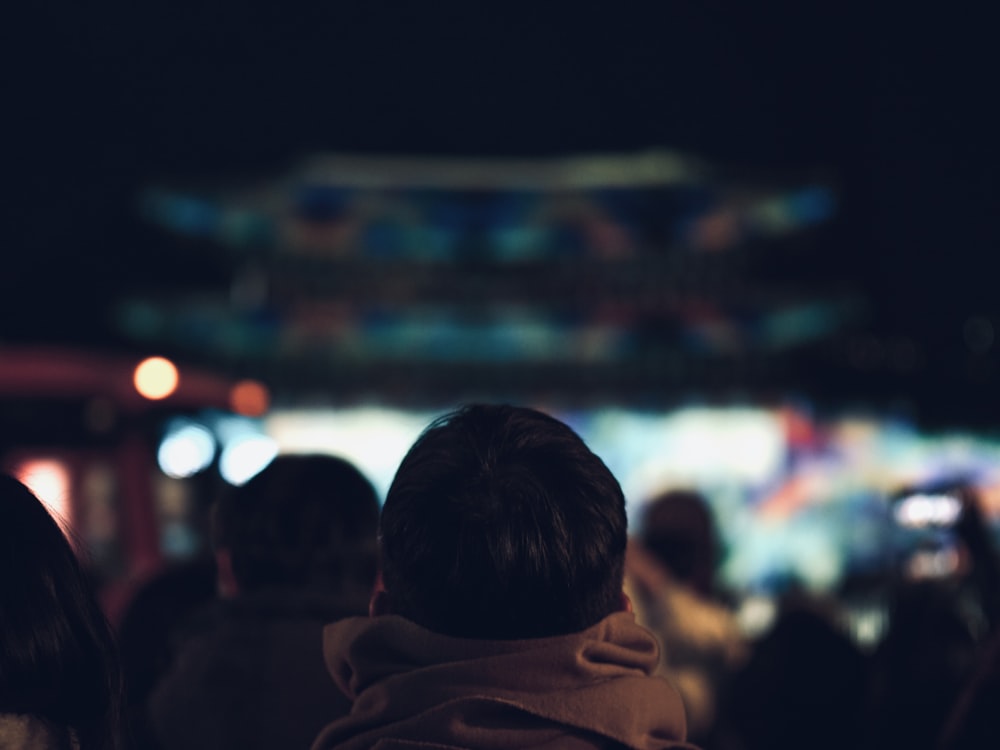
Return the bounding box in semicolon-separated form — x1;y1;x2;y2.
312;611;696;750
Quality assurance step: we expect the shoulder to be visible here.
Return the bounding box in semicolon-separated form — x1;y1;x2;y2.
0;714;77;750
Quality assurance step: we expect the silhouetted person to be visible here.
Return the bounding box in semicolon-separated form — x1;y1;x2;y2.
116;556;217;750
311;404;693;750
147;454;380;750
626;490;746;746
869;484;993;750
939;625;1000;749
937;485;1000;750
638;490;719;599
716;597;868;750
863;582;977;750
0;474;124;750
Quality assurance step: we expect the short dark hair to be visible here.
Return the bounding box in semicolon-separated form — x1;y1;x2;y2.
211;454;380;595
0;474;123;750
380;404;628;639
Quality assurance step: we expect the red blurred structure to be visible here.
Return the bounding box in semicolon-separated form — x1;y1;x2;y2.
0;345;239;623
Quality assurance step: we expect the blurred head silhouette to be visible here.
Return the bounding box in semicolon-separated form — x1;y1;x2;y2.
0;473;122;750
639;489;718;597
721;599;868;750
211;453;380;603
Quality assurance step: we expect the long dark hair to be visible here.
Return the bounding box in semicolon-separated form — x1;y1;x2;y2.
0;473;123;749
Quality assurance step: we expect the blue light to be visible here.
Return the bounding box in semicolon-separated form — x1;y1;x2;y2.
787;186;835;225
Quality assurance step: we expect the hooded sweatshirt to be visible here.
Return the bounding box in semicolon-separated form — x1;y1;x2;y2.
311;611;697;750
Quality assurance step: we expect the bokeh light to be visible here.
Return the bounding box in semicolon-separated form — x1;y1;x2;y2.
229;379;271;417
134;356;180;400
219;434;278;486
157;422;217;479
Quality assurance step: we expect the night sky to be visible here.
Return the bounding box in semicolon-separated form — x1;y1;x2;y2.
5;2;1000;426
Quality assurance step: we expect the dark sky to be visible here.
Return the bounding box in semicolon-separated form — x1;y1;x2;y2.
4;2;999;424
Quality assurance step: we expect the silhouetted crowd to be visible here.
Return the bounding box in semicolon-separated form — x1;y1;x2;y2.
3;404;1000;749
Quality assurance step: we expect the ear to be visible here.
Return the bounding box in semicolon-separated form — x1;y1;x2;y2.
215;549;239;599
369;588;392;618
619;590;633;613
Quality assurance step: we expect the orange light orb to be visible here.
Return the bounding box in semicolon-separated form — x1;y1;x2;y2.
229;379;271;417
134;356;179;400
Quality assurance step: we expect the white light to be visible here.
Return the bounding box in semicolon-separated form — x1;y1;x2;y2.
893;493;962;528
157;424;216;479
219;434;278;486
849;607;889;648
665;408;785;483
264;408;436;499
584;408;785;514
735;595;777;639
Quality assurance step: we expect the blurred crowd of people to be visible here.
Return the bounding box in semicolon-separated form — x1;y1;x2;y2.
3;404;1000;749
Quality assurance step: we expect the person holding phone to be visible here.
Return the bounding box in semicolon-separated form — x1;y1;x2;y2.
868;482;1000;750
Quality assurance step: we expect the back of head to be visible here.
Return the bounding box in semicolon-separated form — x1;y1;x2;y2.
639;489;717;596
379;404;628;640
0;474;122;750
211;454;380;598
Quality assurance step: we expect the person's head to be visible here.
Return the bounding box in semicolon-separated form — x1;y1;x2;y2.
375;404;629;640
0;474;122;750
211;453;380;600
639;489;718;596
